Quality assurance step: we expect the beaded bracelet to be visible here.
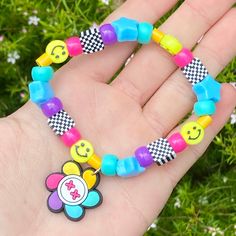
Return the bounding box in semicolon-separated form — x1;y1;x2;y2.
28;17;221;221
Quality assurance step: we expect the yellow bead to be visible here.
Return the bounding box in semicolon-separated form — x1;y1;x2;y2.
197;116;212;129
152;28;164;43
160;34;182;55
36;53;53;66
87;153;102;170
180;121;204;145
45;40;69;64
70;140;94;163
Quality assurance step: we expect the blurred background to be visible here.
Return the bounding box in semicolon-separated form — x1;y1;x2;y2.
0;0;235;235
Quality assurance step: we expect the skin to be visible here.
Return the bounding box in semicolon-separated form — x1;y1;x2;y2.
0;0;236;235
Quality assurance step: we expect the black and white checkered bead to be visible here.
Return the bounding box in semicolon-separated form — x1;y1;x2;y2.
181;58;209;85
147;138;176;166
79;28;104;54
48;110;75;136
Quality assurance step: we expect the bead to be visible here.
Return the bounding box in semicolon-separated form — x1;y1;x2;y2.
36;53;53;66
181;58;209;85
45;40;69;63
40;97;63;117
29;81;54;105
180;121;204;145
101;154;118;176
160;35;182;55
116;157;145;177
31;66;54;82
167;133;187;153
173;48;193;68
193;75;221;102
134;146;154;167
194;100;216;116
111;17;138;42
70;140;94;163
48;110;75;136
197;115;212;129
147;138;176;165
80;28;104;54
137;22;153;44
87;153;102;170
60;128;81;147
152;28;164;43
99;24;117;45
65;37;83;57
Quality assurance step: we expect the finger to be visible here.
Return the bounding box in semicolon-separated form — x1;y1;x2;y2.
63;0;177;82
118;83;236;229
111;0;235;105
143;8;236;137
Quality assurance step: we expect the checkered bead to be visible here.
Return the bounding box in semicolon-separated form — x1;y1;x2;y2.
79;28;105;54
147;138;176;166
181;58;209;85
48;110;75;136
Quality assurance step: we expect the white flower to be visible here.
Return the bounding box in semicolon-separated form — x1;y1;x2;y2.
206;226;224;236
22;27;27;33
101;0;109;5
230;112;236;125
198;196;208;205
23;11;28;16
33;9;38;14
7;51;20;64
147;220;158;230
0;35;4;42
28;16;40;26
174;197;181;208
222;176;228;183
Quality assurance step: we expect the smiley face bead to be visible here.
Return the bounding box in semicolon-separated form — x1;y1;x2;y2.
46;40;69;64
70;140;94;163
180;122;204;145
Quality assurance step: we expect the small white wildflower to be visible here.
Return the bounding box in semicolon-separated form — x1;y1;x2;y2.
0;35;4;42
23;11;28;16
147;220;158;230
33;9;38;14
42;29;47;33
206;226;224;236
22;27;27;33
101;0;109;5
230;112;236;125
125;53;135;66
222;176;228;183
198;196;208;205
174;197;181;208
7;51;20;64
28;15;40;26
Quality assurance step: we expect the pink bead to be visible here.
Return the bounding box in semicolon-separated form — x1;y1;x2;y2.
167;133;187;153
65;37;83;57
173;48;193;68
60;128;81;147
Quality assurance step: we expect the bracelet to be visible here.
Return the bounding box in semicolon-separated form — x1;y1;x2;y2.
28;17;221;221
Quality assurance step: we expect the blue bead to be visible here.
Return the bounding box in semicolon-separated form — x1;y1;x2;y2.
31;66;54;82
137;22;153;44
194;100;216;116
29;81;54;105
116;157;145;177
193;75;221;102
101;154;118;176
111;17;138;42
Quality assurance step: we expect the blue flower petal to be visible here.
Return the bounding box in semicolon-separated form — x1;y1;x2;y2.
64;204;85;221
82;190;102;208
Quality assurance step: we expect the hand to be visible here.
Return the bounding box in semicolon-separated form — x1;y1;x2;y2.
0;0;235;235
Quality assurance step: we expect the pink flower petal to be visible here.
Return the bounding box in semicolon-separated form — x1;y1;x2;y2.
45;173;64;191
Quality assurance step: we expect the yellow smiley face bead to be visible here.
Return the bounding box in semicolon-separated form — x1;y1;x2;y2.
180;121;204;145
45;40;69;64
70;140;94;163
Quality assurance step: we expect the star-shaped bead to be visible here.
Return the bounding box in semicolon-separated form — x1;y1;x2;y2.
111;17;138;42
192;75;221;102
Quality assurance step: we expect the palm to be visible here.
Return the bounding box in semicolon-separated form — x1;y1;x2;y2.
1;0;236;235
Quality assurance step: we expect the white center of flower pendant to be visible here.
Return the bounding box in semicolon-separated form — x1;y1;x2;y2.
57;175;88;205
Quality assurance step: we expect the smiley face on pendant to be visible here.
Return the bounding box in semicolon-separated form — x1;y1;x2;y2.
70;140;94;163
180;121;204;145
46;40;69;64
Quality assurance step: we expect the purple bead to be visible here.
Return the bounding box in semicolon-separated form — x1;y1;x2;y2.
40;97;63;117
135;146;154;167
99;24;117;45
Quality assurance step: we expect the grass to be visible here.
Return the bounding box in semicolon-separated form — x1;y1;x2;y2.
0;0;235;235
